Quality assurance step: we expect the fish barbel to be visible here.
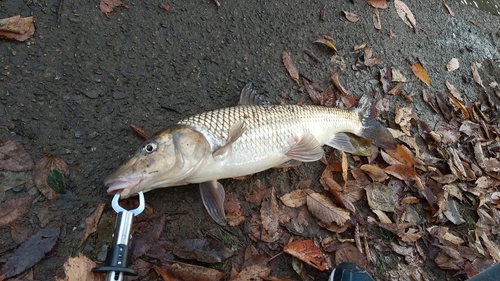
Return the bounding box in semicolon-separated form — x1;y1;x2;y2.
105;83;395;225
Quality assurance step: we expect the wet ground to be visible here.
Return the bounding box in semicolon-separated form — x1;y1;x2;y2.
1;0;500;280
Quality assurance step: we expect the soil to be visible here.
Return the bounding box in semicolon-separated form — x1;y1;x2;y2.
1;0;499;280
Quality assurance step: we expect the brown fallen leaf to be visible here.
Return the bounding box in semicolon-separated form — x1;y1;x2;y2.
360;164;388;182
173;238;234;263
170;262;227;281
232;264;271;281
446;58;459;71
334;243;370;271
130;124;150;140
330;72;356;108
435;91;451;121
394;0;417;28
445;80;463;101
0;15;35;42
282;51;300;86
283;240;329;271
411;63;430;86
368;0;389;9
442;1;455;16
280;189;307;208
160;2;171;12
0;195;35;228
364;57;384;67
55;253;104;281
153;265;179;281
0;140;34;172
470;19;482;27
395;106;414;135
385;144;414;166
79;203;105;247
379;66;392;93
33;154;69;200
422;88;439;113
245;180;267;203
353;42;367;51
260;187;282;242
344;11;360;23
471;62;486;91
224;192;245;226
2;227;60;278
320;5;326;21
373;8;381;30
366;183;397;212
314;37;338;53
99;0;129;16
131;211;168;259
306;191;350;227
302;78;323;105
385;164;416;181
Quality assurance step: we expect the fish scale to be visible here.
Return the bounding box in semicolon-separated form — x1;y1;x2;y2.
177;104;361;156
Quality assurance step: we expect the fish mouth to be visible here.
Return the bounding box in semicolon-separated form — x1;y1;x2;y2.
105;177;143;198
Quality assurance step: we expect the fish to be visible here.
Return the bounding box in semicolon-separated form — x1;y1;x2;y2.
104;83;396;225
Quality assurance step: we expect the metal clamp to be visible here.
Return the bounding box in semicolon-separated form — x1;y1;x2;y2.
92;191;145;281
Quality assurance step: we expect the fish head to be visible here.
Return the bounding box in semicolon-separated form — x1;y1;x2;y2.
104;125;211;198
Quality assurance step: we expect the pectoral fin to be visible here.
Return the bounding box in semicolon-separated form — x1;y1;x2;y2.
285;132;324;162
199;181;227;225
213;120;246;158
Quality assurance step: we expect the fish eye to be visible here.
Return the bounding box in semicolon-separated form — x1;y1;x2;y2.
143;142;158;153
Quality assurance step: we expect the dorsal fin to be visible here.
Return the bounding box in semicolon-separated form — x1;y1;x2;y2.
238;82;267;105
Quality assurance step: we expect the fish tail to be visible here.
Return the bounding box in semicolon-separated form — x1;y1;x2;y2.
356;95;396;150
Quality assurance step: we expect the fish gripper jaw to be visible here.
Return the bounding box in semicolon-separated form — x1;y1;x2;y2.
92;191;145;281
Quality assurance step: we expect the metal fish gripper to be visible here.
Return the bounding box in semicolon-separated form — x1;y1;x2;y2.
92;191;145;281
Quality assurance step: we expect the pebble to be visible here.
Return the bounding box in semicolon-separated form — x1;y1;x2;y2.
112;91;127;100
84;90;99;99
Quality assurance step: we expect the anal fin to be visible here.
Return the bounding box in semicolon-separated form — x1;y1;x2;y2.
285;132;324;162
325;132;373;156
200;181;227;226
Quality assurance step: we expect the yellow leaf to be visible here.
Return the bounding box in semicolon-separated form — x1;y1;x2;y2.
411;63;430;86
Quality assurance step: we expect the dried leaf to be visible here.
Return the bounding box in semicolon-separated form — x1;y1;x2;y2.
471;62;486;91
344;11;360;23
373;8;381;30
412;63;430;86
353;42;367;51
314;38;338;52
368;0;388;9
79;203;105;247
99;0;129;16
306;192;350;227
394;0;417;28
385;164;416;181
320;6;326;21
330;72;356;108
366;183;397;212
280;189;307;208
260;188;281;242
392;68;408;82
0;15;35;42
171;262;227;281
173;238;234;263
435;91;452;121
385;144;414;166
283;240;328;271
360;164;388;182
131;211;167;259
55;253;104;281
422;88;438;113
0;140;34;171
445;80;463;101
160;2;171;12
282;51;300;86
442;1;455;16
33;155;69;200
335;243;370;271
245;180;267;203
447;94;470;119
129;124;150;140
224;193;245;226
379;66;392;94
365;57;384;67
232;265;271;281
470;19;482;27
0;196;35;228
477;230;500;261
2;227;60;278
302;78;323;105
395;106;414;135
446;58;459;71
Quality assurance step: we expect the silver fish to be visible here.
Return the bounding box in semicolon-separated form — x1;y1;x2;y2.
105;83;395;225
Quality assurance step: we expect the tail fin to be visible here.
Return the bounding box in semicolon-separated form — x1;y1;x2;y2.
356;95;397;150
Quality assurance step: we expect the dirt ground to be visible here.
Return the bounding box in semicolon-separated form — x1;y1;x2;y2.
1;0;500;280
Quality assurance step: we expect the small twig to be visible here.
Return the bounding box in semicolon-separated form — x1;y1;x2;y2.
57;0;65;24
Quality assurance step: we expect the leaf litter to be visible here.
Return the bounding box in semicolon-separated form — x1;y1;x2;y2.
4;2;500;281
